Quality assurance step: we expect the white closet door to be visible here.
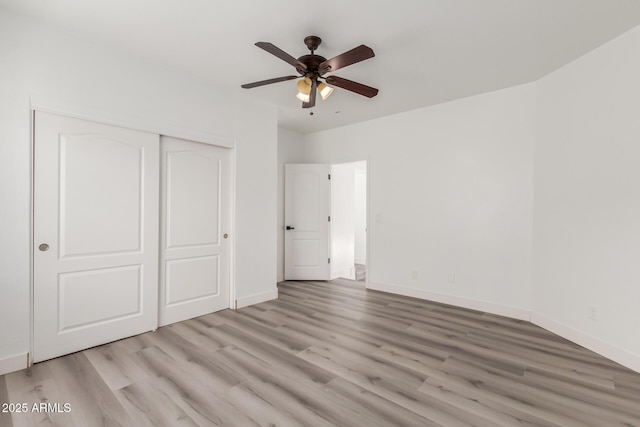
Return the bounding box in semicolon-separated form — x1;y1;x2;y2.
33;111;159;363
159;136;230;326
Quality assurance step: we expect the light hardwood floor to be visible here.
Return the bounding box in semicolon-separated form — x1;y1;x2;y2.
2;279;640;426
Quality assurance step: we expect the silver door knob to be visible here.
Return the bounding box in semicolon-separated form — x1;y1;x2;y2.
223;233;228;239
39;243;49;251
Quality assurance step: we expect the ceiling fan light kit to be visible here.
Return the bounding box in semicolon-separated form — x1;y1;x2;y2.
241;35;378;109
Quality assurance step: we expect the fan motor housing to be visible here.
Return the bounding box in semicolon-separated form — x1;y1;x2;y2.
297;54;327;74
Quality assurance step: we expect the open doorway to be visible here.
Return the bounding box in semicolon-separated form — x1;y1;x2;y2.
330;161;367;281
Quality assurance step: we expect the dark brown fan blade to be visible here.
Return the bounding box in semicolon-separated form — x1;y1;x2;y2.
325;75;378;98
255;42;307;71
303;78;317;108
241;75;298;89
319;45;374;74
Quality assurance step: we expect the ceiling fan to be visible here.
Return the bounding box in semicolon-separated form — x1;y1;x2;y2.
241;36;378;109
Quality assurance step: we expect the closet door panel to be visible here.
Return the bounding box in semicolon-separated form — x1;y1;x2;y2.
33;111;159;362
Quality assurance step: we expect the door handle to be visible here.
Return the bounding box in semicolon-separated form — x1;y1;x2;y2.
39;243;49;251
286;226;295;230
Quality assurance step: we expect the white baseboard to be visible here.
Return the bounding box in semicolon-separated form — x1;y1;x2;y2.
235;288;278;309
277;274;284;283
366;282;531;321
355;258;366;265
0;353;28;376
531;312;640;374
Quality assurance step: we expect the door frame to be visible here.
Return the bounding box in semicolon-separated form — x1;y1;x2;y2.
282;159;371;285
328;160;369;282
29;98;237;366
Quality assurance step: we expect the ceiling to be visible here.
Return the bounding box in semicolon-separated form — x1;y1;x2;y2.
2;0;640;134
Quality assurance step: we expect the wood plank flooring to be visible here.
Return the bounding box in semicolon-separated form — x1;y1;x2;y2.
2;279;640;426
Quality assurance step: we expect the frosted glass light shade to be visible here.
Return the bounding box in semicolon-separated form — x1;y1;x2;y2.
296;92;310;102
296;77;312;102
317;82;334;100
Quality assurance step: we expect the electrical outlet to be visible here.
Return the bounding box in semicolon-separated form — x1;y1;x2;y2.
448;273;456;283
411;270;419;280
588;305;598;321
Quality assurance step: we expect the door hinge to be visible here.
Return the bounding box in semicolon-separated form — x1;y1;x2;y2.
328;258;331;264
328;216;331;222
328;174;331;180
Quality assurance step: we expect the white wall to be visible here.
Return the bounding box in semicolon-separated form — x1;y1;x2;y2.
0;10;277;372
354;165;367;265
533;25;640;371
331;163;357;279
276;127;306;282
305;84;536;319
233;95;278;307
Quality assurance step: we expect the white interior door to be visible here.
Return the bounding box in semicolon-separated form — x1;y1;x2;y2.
284;164;331;280
159;136;230;326
33;111;159;363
